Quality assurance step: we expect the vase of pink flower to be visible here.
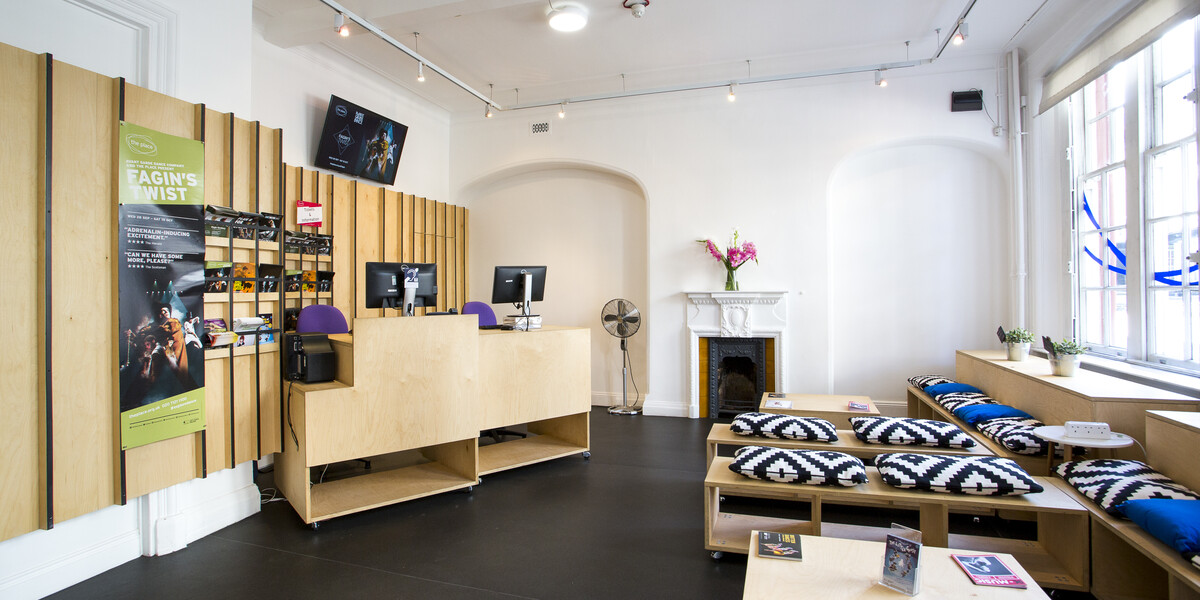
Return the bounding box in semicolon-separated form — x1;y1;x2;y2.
698;230;758;291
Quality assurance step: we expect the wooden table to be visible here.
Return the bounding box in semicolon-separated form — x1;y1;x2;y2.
744;533;1050;599
759;393;879;429
1031;425;1135;470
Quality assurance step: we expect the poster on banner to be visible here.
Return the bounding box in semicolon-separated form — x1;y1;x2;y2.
117;121;207;450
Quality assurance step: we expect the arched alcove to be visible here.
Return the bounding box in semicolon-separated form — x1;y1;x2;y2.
828;141;1010;404
460;162;649;409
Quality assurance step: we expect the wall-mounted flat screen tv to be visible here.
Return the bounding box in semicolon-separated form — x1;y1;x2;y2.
313;94;408;186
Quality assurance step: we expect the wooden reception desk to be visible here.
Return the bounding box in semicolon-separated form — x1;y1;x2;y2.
275;317;591;526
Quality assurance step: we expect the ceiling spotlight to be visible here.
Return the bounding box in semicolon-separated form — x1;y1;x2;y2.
334;13;349;37
417;62;425;82
548;4;588;32
727;83;736;102
485;104;493;118
952;21;968;45
875;70;887;87
623;0;649;18
558;102;566;119
414;33;425;81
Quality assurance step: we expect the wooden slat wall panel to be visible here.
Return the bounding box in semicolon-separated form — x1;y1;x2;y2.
231;352;257;466
445;205;457;311
436;201;447;311
51;62;117;520
457;206;468;304
202;108;232;472
122;83;204;499
331;177;355;328
401;194;415;261
355;183;384;319
204;357;229;470
0;44;45;540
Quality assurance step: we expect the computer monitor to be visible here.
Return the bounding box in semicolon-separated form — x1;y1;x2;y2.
364;262;437;316
491;266;546;316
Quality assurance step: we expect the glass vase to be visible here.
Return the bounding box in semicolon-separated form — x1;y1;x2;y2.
725;268;738;291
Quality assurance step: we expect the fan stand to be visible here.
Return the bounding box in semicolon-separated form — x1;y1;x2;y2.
608;338;640;415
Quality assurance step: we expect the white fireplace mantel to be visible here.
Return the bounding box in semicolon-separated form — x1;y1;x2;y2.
685;291;787;418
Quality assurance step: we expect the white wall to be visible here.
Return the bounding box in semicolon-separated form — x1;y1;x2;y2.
463;165;648;406
451;66;1010;416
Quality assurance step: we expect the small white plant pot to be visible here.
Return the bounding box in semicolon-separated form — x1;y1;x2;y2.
1006;342;1031;361
1050;354;1081;376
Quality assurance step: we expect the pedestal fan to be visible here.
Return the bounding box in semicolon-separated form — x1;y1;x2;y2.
602;298;642;415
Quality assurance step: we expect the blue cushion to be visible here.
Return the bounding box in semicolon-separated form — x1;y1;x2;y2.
953;403;1033;426
1117;499;1200;557
923;382;982;397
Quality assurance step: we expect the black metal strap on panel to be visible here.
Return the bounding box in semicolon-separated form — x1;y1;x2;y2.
117;77;128;507
43;53;55;529
277;128;286;453
198;104;208;479
252;122;262;462
226;112;236;470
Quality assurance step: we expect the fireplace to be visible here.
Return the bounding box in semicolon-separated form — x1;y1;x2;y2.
708;337;767;418
686;291;787;419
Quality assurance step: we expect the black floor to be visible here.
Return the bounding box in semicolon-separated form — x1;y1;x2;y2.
48;409;1096;599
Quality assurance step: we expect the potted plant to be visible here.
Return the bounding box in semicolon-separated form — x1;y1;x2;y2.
1049;338;1087;376
1004;328;1035;361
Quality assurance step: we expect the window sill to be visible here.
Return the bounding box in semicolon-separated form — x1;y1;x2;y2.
1032;350;1200;399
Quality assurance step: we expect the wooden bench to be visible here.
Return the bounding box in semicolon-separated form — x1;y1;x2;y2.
906;385;1049;476
706;422;994;467
1060;410;1200;600
704;457;1091;591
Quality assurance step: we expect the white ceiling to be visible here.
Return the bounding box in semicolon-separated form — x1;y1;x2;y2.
252;0;1093;115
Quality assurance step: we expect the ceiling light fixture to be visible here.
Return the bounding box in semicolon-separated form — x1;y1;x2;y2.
727;83;736;102
548;2;588;32
952;21;968;45
334;13;349;37
558;102;566;119
486;84;495;117
875;70;887;87
414;33;425;81
623;0;649;18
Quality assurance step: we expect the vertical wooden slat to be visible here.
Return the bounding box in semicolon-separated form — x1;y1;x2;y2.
401;193;415;262
202;108;231;472
0;43;45;539
445;205;457;311
462;207;469;302
355;183;383;319
331;176;355;329
435;201;447;311
456;206;468;304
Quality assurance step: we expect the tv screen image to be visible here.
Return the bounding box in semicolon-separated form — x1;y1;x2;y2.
314;95;408;186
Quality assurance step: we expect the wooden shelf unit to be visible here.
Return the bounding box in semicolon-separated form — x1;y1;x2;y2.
704;457;1091;591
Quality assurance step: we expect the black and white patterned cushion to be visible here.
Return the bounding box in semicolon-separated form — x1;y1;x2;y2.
874;453;1044;496
974;417;1049;455
1054;459;1200;514
729;446;868;486
934;392;995;412
849;417;977;448
730;412;838;442
908;375;954;389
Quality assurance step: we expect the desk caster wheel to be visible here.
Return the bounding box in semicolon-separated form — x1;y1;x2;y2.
309;521;321;531
710;551;724;560
582;451;591;460
463;485;474;493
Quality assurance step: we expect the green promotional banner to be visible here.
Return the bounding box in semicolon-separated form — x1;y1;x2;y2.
117;122;207;450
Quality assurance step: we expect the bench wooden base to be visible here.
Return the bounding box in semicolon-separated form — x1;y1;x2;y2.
705;457;1090;591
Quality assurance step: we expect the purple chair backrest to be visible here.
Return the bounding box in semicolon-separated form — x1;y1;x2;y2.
296;304;349;334
461;301;497;326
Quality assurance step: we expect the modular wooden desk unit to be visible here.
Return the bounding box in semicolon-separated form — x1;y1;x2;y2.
275;317;590;526
950;350;1199;458
757;393;880;427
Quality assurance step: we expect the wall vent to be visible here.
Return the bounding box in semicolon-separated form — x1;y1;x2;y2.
529;121;552;136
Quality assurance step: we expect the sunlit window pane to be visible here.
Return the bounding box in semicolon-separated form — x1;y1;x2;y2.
1108;228;1128;287
1150;217;1184;281
1081;232;1104;287
1192;291;1200;360
1161;76;1195;143
1083;290;1103;346
1112;289;1128;349
1106;168;1126;227
1150;146;1184;218
1153;288;1186;359
1158;22;1194;81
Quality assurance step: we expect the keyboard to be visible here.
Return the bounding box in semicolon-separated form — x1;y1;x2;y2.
479;324;513;330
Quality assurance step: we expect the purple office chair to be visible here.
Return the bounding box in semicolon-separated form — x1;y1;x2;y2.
461;301;498;326
295;304;349;334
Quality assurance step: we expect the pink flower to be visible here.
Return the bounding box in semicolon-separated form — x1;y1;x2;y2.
698;231;759;270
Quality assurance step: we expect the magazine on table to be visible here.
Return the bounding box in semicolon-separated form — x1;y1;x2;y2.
756;531;802;561
951;554;1028;589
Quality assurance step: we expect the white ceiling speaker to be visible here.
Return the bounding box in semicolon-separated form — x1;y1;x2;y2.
623;0;649;18
548;3;588;32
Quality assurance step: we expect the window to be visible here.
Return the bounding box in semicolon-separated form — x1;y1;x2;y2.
1071;19;1200;371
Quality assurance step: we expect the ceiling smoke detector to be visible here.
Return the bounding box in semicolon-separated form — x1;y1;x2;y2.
623;0;648;18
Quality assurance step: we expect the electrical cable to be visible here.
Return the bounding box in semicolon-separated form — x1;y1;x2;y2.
624;337;643;410
287;380;298;450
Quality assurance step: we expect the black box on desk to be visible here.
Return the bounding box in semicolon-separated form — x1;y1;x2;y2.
287;333;336;384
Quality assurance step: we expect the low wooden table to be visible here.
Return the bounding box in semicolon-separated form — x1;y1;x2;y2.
744;533;1050;599
759;393;879;428
1031;425;1135;471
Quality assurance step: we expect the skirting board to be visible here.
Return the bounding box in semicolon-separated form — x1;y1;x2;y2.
0;474;261;599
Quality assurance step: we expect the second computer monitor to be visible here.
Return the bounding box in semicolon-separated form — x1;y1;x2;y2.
491;266;546;314
364;261;437;315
